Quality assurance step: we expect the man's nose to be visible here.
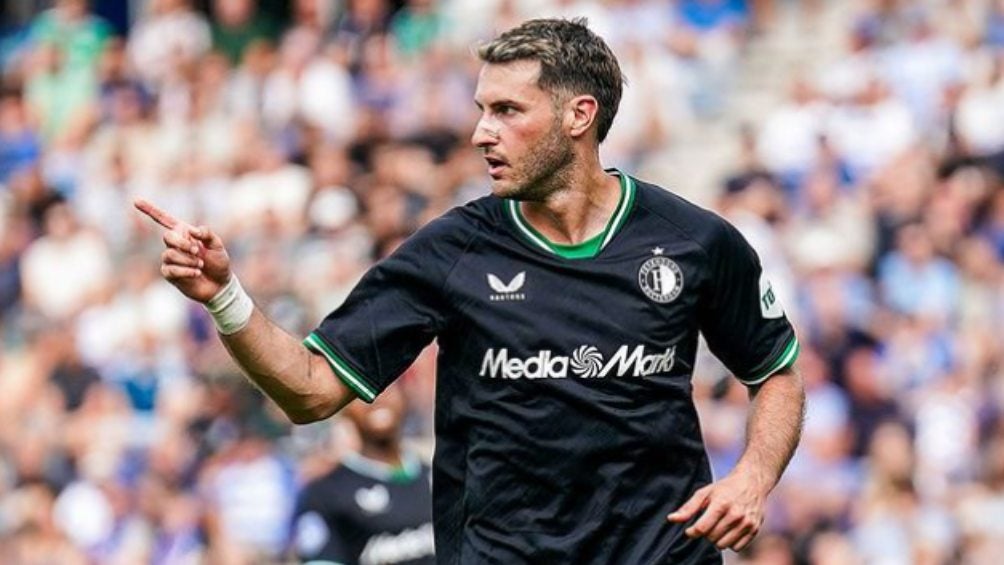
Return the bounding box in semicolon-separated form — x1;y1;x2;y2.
471;120;498;148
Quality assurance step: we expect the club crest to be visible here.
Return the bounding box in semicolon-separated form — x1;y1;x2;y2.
638;254;683;303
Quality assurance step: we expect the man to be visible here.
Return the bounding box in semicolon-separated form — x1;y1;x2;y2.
292;385;435;565
137;18;804;563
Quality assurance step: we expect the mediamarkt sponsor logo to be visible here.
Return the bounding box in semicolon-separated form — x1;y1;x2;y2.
479;345;676;379
360;522;434;565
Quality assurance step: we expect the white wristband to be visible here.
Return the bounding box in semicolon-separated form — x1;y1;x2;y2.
204;275;254;335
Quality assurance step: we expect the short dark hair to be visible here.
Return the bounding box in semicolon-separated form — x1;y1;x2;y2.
477;18;625;143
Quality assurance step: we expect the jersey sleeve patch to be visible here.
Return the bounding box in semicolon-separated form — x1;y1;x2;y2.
304;332;378;403
738;334;800;386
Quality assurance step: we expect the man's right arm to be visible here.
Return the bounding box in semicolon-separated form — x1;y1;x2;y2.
220;307;356;424
134;199;356;424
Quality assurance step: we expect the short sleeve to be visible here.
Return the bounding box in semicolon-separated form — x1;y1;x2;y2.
698;219;798;385
304;215;467;402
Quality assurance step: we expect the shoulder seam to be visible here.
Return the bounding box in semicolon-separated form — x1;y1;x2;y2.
634;195;720;263
437;209;484;326
442;227;480;293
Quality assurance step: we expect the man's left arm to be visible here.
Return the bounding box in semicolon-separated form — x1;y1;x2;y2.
668;366;805;551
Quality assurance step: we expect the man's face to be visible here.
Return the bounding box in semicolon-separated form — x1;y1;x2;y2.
345;385;406;446
471;60;574;201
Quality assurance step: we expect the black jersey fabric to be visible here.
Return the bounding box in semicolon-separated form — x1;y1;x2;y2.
305;172;798;564
292;453;435;565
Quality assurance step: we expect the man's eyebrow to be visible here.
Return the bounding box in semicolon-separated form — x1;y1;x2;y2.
474;99;522;110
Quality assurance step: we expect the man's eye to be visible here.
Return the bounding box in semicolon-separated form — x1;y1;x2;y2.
497;106;514;115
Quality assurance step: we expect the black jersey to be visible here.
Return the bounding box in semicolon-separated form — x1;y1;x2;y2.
292;453;435;565
305;171;799;564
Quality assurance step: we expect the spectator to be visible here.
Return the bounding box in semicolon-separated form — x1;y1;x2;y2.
260;27;356;142
756;76;827;192
2;482;89;564
0;87;41;184
825;78;916;184
211;0;281;66
843;345;901;458
877;222;959;324
328;0;393;75
390;0;446;59
988;0;1004;48
199;419;296;563
22;42;97;145
28;0;112;75
19;199;112;320
225;134;312;236
953;56;1004;158
128;0;211;89
292;384;434;564
880;10;962;139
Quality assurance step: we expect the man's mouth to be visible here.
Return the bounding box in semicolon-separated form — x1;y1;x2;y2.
485;156;507;178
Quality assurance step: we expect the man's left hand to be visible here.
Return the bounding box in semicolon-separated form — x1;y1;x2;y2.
666;472;768;552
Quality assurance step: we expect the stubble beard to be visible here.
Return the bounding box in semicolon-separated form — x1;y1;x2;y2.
496;119;575;203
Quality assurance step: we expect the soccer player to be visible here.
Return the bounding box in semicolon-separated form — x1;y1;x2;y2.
137;18;804;564
291;385;435;564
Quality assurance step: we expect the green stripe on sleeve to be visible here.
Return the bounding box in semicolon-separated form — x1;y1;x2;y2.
742;335;800;385
303;333;378;402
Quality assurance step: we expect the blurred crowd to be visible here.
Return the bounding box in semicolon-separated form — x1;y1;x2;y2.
0;0;1002;563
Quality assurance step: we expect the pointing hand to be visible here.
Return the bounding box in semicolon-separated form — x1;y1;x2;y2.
134;199;231;303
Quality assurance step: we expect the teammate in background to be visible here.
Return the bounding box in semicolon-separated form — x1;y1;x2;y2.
138;18;805;563
291;385;434;565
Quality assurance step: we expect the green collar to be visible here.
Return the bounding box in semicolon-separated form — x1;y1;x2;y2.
506;169;636;260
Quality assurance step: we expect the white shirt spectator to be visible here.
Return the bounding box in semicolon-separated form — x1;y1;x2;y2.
21;207;113;320
602;40;692;166
75;274;188;373
826;89;916;180
52;480;114;550
203;446;295;557
129;0;212;87
261;31;356;142
880;32;962;133
540;0;614;43
757;99;828;178
227;145;312;235
955;78;1004;156
816;49;879;103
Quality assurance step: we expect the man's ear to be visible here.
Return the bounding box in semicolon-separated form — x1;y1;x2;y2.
566;95;599;139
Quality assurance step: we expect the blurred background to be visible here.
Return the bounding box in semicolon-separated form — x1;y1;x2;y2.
0;0;1003;563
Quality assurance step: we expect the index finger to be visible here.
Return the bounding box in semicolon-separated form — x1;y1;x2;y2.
668;485;711;523
134;199;180;230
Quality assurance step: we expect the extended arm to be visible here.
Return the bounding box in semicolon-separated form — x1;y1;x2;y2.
220;308;356;423
668;366;805;551
135;199;355;424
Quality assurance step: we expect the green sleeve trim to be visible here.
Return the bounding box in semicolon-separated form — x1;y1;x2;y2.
741;335;800;385
304;333;378;403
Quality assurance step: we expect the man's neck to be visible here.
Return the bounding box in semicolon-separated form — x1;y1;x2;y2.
519;153;621;245
358;440;403;468
344;448;421;483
